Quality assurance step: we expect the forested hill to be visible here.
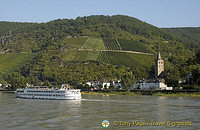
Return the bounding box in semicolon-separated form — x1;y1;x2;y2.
162;27;200;48
0;21;34;37
0;15;199;88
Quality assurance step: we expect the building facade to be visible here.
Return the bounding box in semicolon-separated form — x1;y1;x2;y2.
137;80;171;90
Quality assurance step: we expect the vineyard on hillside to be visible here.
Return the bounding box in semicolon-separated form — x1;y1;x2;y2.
103;38;151;53
97;51;110;63
97;51;154;67
83;38;105;50
63;50;100;62
118;39;150;53
60;37;88;47
103;39;121;50
62;49;154;68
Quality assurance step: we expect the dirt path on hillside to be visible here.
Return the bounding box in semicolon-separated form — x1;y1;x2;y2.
78;49;153;55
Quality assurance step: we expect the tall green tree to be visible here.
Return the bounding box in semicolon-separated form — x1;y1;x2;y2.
4;72;27;90
121;73;136;89
164;67;180;88
192;68;200;88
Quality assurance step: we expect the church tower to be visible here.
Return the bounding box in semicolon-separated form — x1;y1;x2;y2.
155;52;164;79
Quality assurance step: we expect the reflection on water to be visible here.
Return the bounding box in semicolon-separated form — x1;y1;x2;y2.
0;92;199;129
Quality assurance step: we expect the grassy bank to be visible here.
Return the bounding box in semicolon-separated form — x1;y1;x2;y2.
153;92;200;97
81;91;141;96
0;90;15;93
81;91;200;97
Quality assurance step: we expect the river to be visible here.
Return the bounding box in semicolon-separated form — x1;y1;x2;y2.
0;92;199;129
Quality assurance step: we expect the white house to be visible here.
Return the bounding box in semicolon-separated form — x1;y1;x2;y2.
5;84;11;88
83;81;92;87
137;80;172;90
100;80;110;89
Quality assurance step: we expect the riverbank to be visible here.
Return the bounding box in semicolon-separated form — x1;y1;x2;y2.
81;91;200;97
1;90;200;97
0;90;14;93
153;92;200;97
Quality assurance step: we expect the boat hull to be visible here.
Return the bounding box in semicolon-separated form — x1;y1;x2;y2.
16;95;81;100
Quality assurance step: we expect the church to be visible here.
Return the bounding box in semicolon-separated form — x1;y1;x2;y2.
136;52;172;90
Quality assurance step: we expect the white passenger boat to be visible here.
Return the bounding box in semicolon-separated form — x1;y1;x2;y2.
15;84;81;100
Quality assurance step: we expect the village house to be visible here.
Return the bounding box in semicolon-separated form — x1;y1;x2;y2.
100;79;111;89
83;81;92;87
136;80;172;90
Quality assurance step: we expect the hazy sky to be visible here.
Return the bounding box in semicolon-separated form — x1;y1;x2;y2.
0;0;199;27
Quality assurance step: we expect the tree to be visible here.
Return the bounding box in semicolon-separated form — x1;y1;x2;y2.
109;85;114;90
43;81;52;87
4;72;27;90
121;73;136;89
192;68;200;88
195;50;200;64
164;67;180;88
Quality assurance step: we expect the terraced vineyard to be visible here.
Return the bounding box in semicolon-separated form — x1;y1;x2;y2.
84;51;100;61
60;37;105;50
118;39;150;53
103;39;121;50
62;50;154;68
72;51;88;61
97;51;110;63
61;37;88;47
83;38;104;50
63;50;100;62
97;51;154;67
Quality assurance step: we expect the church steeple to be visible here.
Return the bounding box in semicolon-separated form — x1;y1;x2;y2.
155;52;164;79
157;52;161;60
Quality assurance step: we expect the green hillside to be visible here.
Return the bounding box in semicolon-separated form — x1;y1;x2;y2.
0;53;36;79
98;51;154;67
0;21;33;37
162;27;200;48
103;39;121;50
60;37;87;47
0;15;178;53
0;15;199;88
118;39;150;53
0;15;196;62
62;50;154;67
83;37;104;50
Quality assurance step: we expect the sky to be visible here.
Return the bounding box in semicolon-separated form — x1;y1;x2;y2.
0;0;200;27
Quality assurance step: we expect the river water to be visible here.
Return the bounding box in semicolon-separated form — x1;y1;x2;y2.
0;92;199;130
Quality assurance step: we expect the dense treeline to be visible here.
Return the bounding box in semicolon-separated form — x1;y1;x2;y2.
0;21;33;37
163;27;200;48
164;49;200;89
